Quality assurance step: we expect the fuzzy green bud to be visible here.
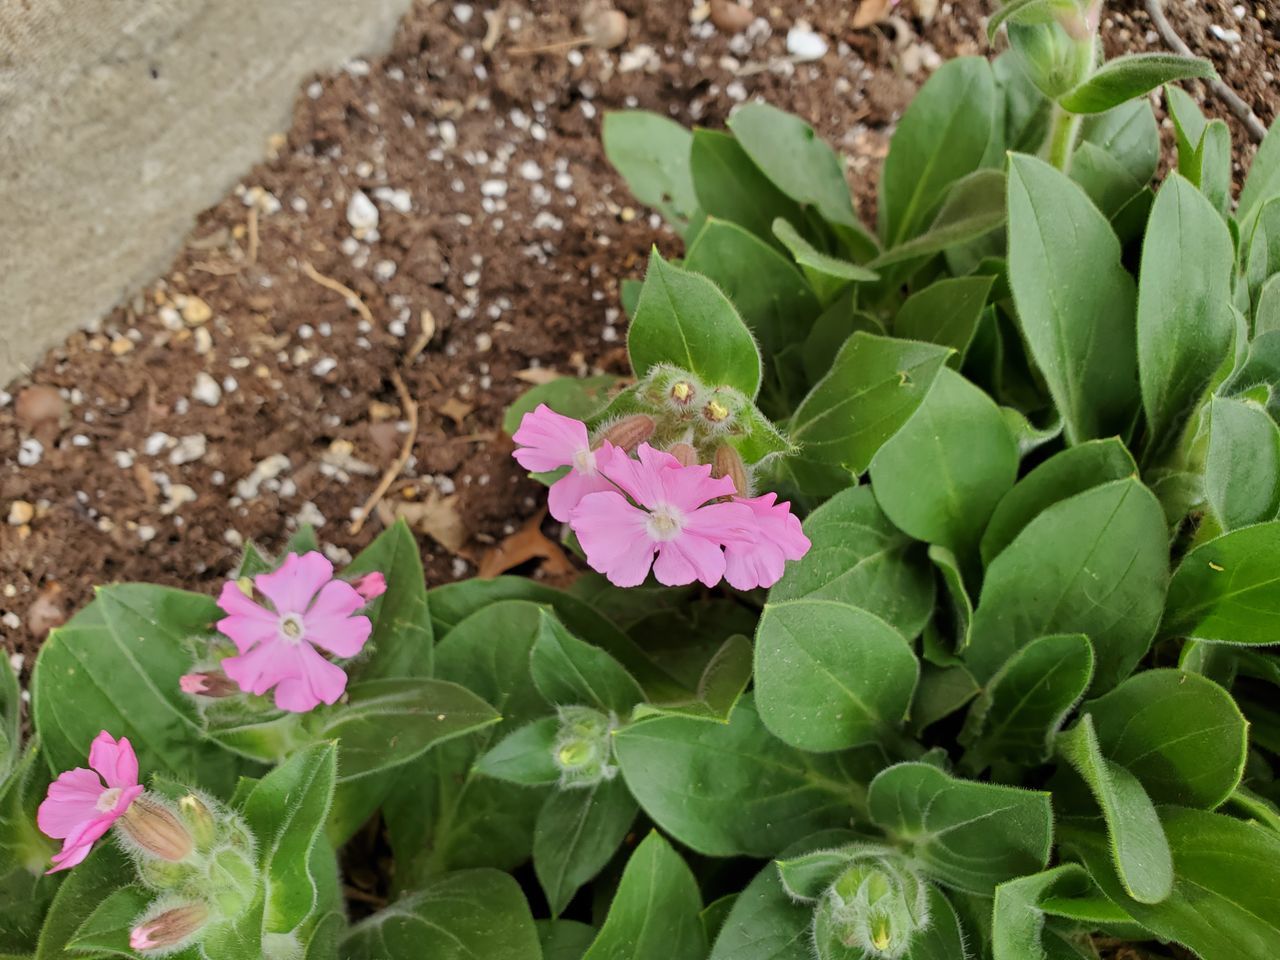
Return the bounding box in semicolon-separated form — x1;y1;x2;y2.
812;857;931;960
206;844;259;917
179;793;217;850
551;706;618;789
1007;18;1095;100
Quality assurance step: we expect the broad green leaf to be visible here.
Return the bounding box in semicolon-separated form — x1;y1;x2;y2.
32;844;130;960
880;57;996;246
0;751;57;953
1006;152;1138;444
869;367;1018;555
1238;115;1280;233
530;611;645;715
1065;807;1280;960
1164;521;1280;645
242;742;336;936
868;762;1053;893
1190;120;1233;218
628;248;762;396
755;599;918;751
1166;84;1206;171
1256;275;1280;335
503;375;620;436
980;439;1138;565
632;633;752;724
891;275;994;366
624;598;753;691
928;544;974;656
67;884;167;956
960;634;1094;776
684;218;822;357
690;129;806;248
1246;198;1280;311
799;294;883;386
343;869;540;960
1059;714;1174;904
541;921;597;960
534;778;637;916
966;478;1168;691
581;832;706;960
0;656;17;778
344;520;433;681
904;887;970;960
911;661;980;737
1060;53;1216;114
788;332;952;487
775;848;856;901
1082;669;1247;808
772;218;877;307
1069;141;1145;219
1221;330;1280;422
1205;396;1280;530
999;406;1064;457
870;169;1006;268
475;716;561;785
31;584;241;795
1138;174;1235;459
769;485;934;639
992;865;1100;960
613;697;866;857
603;111;697;229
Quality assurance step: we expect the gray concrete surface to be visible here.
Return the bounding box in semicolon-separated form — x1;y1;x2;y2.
0;0;418;385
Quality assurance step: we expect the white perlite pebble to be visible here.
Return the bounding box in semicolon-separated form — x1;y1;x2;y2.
17;439;42;467
346;189;380;232
372;186;413;213
786;26;829;62
480;179;508;198
518;160;542;181
236;454;291;500
192;372;222;406
170;434;208;465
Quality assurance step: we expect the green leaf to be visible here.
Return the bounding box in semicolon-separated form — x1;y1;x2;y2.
683;218;822;357
534;778;638;916
769;485;935;640
31;584;241;795
690;129;806;249
1189;120;1233;218
992;865;1101;960
788;331;952;485
772;218;878;306
242;742;337;935
475;716;561;785
1060;53;1216;114
343;868;540;960
960;634;1094;776
541;921;597;960
980;439;1138;565
344;520;433;681
1256;275;1280;335
966;478;1169;691
1065;807;1280;960
754;599;919;751
1137;174;1235;459
869;367;1019;556
1059;714;1174;904
613;697;866;857
870;169;1007;268
928;544;974;655
503;375;620;436
1164;521;1280;645
905;887;971;960
891;275;994;366
66;883;158;956
1239;120;1280;234
1166;84;1207;169
531;611;646;715
880;57;996;246
1006;152;1139;444
911;660;980;737
581;832;706;960
603;111;698;230
632;633;752;724
1204;396;1280;530
628;248;763;396
0;656;17;779
32;844;130;960
986;0;1077;41
1082;669;1247;808
867;762;1053;893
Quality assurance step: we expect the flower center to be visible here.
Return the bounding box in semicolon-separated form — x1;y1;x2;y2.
572;448;596;475
278;614;305;644
645;504;685;542
96;787;123;812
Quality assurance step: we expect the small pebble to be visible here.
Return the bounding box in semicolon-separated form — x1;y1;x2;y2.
17;438;42;467
7;501;34;525
786;25;829;61
192;372;223;406
346;189;380;232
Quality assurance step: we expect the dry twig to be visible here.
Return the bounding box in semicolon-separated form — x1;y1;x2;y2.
246;205;260;265
300;262;375;324
349;371;419;536
1144;0;1266;143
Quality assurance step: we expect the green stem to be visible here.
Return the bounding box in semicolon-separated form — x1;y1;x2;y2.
1046;105;1083;172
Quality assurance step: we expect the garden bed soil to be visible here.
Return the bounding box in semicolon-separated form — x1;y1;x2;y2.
2;0;1277;665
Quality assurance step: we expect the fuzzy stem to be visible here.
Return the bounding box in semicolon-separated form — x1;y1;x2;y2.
1046;105;1083;172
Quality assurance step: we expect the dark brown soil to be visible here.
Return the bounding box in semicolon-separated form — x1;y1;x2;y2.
3;0;1278;665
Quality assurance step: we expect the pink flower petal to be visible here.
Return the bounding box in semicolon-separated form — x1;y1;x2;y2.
221;642;303;698
571;490;657;587
596;443;678;508
215;582;278;654
271;647;349;712
722;494;811;590
655;460;738;514
512;404;591;473
38;768;106;838
88;731;138;790
547;468;615;522
351;572;387;602
302;581;372;658
254;552;334;615
653;532;728;587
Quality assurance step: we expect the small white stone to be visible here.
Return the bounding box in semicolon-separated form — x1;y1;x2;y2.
786;26;829;62
114;450;136;469
1;612;20;630
17;438;43;467
170;434;207;465
480;179;508;198
296;501;327;528
374;259;398;281
1208;23;1242;43
346;189;380;232
192;372;222;406
453;3;473;23
312;358;338;376
372;186;413;213
137;525;157;542
518;160;542;181
236;454;291;499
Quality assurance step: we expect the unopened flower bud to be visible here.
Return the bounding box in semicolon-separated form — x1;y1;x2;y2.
179;671;239;698
670;380;696;406
129;901;210;953
667;442;699;467
207;844;259;917
712;445;749;497
703;399;731;423
119;796;194;863
551;706;618;788
813;858;931;960
597;414;656;452
179;793;217;849
351;571;387;602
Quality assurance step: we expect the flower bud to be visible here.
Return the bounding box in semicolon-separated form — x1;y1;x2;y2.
667;442;699;467
119;795;195;863
670;380;697;406
813;858;931;960
597;414;656;452
712;445;749;497
129;901;210;953
207;844;259;917
179;793;217;850
179;671;239;698
351;571;387;602
1007;20;1095;99
703;399;731;423
551;706;618;788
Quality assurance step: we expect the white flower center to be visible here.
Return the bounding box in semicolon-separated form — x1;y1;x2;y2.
573;448;596;475
645;504;685;542
278;613;306;644
96;787;123;812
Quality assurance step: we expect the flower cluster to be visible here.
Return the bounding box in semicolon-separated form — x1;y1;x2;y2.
182;552;386;714
512;405;809;589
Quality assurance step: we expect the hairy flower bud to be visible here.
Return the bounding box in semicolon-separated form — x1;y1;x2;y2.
667;442;699;466
670;380;697;406
813;857;931;960
129;901;210;953
350;571;387;602
598;414;656;452
712;445;749;497
551;706;618;788
1007;18;1095;98
179;671;239;698
179;793;217;850
119;796;195;863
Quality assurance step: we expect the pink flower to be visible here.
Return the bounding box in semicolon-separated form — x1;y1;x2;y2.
216;552;372;713
512;404;615;521
571;444;756;588
37;731;143;873
722;493;811;590
351;571;387;602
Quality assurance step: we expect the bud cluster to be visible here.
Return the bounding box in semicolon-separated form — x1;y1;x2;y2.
550;705;620;788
